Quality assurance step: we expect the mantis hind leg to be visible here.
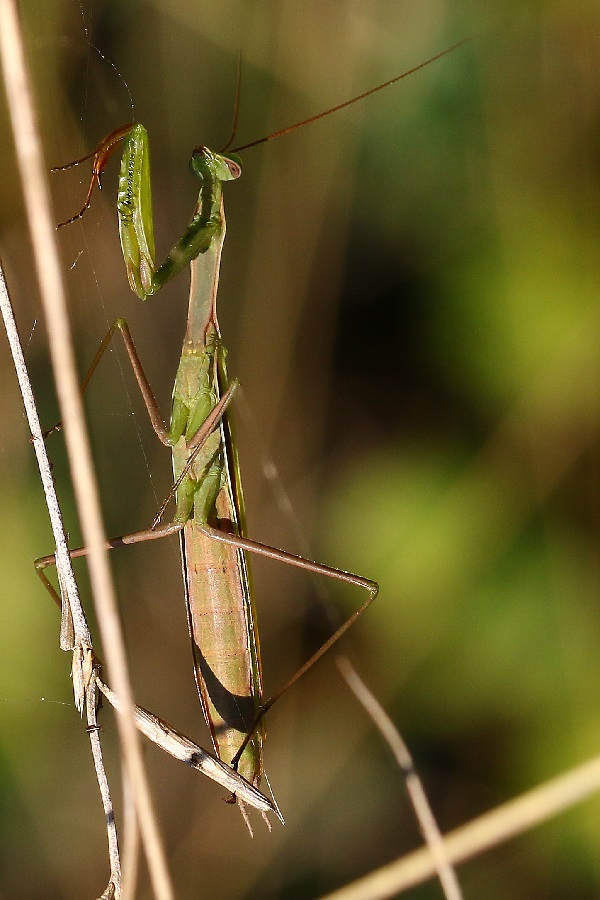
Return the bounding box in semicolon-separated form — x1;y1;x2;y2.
194;521;378;770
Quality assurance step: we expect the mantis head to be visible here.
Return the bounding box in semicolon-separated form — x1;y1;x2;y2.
190;147;242;184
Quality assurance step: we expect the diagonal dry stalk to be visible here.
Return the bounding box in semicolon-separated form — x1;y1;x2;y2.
336;656;464;900
0;2;172;897
321;751;600;899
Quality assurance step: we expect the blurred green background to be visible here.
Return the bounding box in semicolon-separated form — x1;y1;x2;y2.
1;0;600;897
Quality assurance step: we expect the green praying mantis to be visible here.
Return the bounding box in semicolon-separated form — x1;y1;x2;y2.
41;40;468;831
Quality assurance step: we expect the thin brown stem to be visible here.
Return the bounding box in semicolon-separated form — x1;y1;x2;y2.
0;4;172;896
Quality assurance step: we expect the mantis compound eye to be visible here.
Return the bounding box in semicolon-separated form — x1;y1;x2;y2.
224;158;241;179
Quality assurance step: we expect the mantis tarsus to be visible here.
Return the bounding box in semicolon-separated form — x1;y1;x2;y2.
42;39;467;829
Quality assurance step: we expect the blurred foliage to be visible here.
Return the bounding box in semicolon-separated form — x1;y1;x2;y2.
1;0;600;898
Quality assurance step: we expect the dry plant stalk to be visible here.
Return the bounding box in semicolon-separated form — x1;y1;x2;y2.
322;710;600;898
0;1;172;897
337;656;463;900
0;260;122;899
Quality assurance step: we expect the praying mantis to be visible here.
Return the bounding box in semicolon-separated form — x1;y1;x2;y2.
42;40;467;830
